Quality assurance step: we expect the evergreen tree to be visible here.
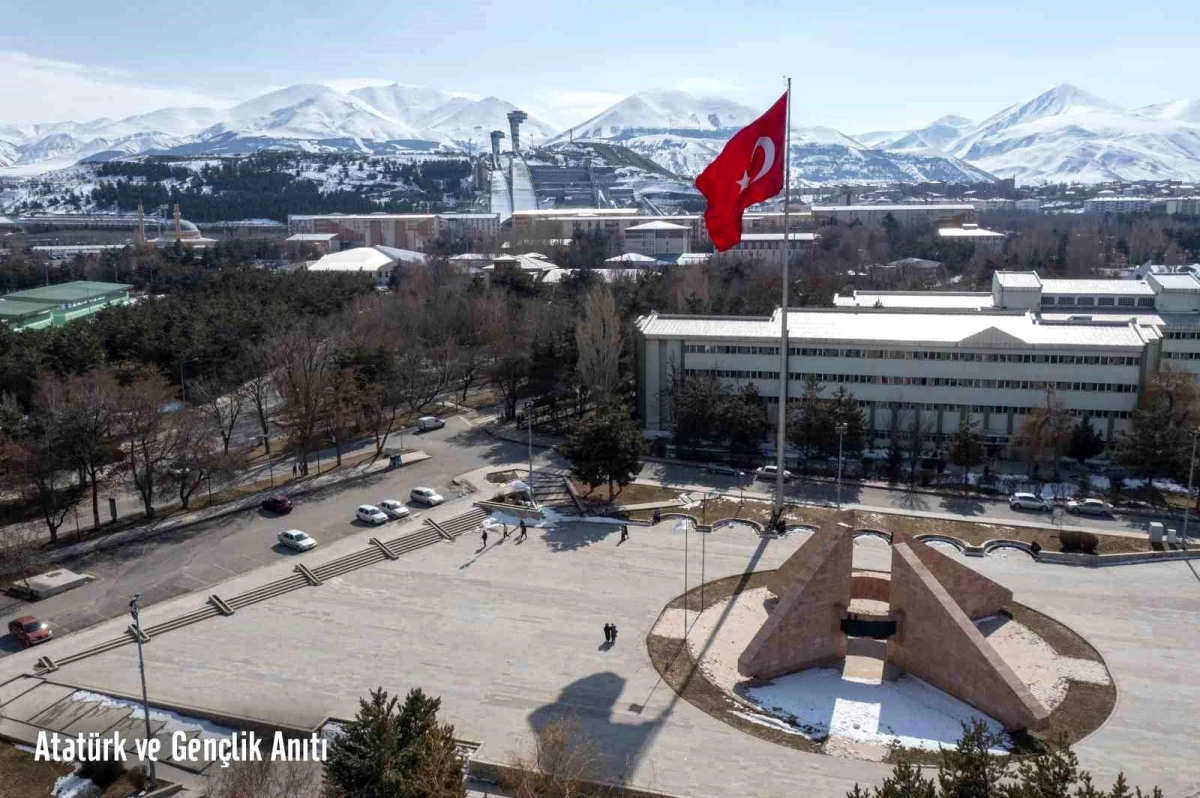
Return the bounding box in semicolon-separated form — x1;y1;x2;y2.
948;412;985;491
724;383;770;459
1066;417;1105;465
325;687;464;798
561;404;645;500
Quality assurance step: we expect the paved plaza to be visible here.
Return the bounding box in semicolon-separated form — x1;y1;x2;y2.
1;499;1198;797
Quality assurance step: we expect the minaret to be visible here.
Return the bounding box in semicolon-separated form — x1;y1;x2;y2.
135;202;146;246
173;203;182;244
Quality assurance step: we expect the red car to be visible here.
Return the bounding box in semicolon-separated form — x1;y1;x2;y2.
8;616;51;647
261;494;294;514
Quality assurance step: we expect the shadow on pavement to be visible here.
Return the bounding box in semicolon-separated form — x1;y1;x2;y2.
539;522;615;553
938;494;987;516
527;671;659;783
888;490;930;512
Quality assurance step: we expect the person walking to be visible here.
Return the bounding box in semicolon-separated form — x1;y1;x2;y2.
620;525;630;543
502;523;510;540
292;463;297;478
652;509;661;524
481;529;488;549
603;623;612;643
519;519;527;541
611;624;618;643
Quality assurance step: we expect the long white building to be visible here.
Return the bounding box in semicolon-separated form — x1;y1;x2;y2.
636;270;1200;456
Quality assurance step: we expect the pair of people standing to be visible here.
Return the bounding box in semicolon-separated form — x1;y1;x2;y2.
603;623;619;644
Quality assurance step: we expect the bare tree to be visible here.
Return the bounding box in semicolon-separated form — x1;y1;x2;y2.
192;377;245;456
236;345;277;454
205;759;323;798
0;521;48;594
323;370;361;468
55;371;121;531
575;283;624;406
505;712;617;798
4;418;83;543
113;368;184;519
1019;387;1072;478
268;324;332;474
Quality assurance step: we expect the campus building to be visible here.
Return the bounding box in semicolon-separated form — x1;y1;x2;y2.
636;270;1200;457
811;204;976;228
0;281;132;331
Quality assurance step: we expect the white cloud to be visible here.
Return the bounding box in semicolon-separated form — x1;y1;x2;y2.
0;51;235;126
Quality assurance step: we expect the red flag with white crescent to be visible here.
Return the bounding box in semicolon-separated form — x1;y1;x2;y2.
694;92;788;251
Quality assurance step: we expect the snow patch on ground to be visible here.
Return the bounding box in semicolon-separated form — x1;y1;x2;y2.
976;617;1110;710
53;770;99;798
743;669;1007;752
924;540;961;553
651;608;689;638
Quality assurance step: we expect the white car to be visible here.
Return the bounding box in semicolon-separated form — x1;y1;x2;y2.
377;499;410;519
417;416;446;431
356;505;389;525
277;529;317;552
1010;492;1050;512
410;487;445;506
1067;498;1113;516
755;465;794;482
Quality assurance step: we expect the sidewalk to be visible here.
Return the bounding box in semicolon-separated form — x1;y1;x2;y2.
33;451;430;565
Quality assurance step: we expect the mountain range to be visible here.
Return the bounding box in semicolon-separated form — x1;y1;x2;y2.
3;83;1200;185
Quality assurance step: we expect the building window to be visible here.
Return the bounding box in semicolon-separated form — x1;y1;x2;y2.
1076;297;1095;306
1097;297;1115;306
1137;298;1155;308
1057;296;1074;306
1117;297;1134;307
1040;296;1055;306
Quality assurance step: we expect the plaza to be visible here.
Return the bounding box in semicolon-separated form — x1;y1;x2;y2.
0;484;1198;797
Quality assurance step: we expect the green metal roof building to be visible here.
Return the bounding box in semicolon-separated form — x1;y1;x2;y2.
0;281;133;331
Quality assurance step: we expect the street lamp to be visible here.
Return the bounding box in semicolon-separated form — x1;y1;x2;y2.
835;422;849;510
524;400;536;506
128;595;157;790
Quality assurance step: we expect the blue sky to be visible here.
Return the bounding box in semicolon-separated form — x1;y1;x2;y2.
2;0;1196;131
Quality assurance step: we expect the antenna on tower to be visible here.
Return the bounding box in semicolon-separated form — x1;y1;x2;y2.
173;203;182;244
135;202;146;246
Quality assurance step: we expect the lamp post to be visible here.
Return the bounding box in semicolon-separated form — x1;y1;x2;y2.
129;595;157;790
524;400;536;506
835;422;848;510
1184;428;1199;544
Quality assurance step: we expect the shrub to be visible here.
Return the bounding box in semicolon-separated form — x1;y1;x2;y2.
77;757;124;789
1059;529;1099;554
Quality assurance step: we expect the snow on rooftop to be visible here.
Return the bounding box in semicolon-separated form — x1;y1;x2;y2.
1040;278;1154;295
638;309;1148;348
834;292;995;310
625;220;689;231
995;271;1042;289
938;226;1004;238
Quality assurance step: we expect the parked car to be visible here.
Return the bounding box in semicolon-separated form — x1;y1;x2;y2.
277;529;317;551
356;505;389;525
1009;492;1050;512
261;494;293;514
1067;498;1113;516
410;487;445;506
754;465;794;482
377;499;410;519
417;416;446;431
8;616;51;647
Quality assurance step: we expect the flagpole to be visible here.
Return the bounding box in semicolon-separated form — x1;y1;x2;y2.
774;76;792;518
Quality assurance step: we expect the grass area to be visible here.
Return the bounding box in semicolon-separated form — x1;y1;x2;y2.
571;481;685;508
0;743;157;798
854;511;1150;555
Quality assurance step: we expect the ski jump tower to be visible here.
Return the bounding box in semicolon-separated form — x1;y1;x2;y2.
489;130;506;168
506;110;528;155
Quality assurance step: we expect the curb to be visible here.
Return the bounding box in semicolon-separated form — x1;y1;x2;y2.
39;459;399;565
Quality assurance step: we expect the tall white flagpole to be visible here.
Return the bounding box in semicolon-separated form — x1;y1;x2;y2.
774;77;792;518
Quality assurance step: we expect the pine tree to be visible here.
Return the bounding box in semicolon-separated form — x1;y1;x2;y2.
561;404;645;500
324;687;465;798
1066;417;1105;465
948;412;985;491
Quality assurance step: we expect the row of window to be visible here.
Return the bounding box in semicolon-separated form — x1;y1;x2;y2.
684;344;1139;366
1164;351;1200;360
758;395;1132;420
685;368;1138;394
1040;295;1154;308
1164;332;1200;340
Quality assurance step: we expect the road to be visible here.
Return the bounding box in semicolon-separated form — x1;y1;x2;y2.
2;418;1185;656
0;416;529;655
641;461;1185;537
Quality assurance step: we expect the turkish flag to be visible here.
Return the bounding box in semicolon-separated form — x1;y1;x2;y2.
695;92;788;251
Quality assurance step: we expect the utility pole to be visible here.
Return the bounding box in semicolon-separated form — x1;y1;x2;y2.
524;400;536;506
129;595;157;790
836;422;848;510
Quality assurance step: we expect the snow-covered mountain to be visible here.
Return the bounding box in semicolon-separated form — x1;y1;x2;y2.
5;82;1200;184
949;85;1200;183
554;90;995;185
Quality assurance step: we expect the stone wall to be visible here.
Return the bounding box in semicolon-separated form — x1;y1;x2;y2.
899;534;1012;619
888;543;1049;730
850;572;891;603
739;526;853;679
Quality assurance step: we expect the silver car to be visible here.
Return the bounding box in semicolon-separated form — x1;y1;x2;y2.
1067;498;1113;516
1010;492;1050;512
377;499;410;519
356;505;389;525
277;529;317;552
